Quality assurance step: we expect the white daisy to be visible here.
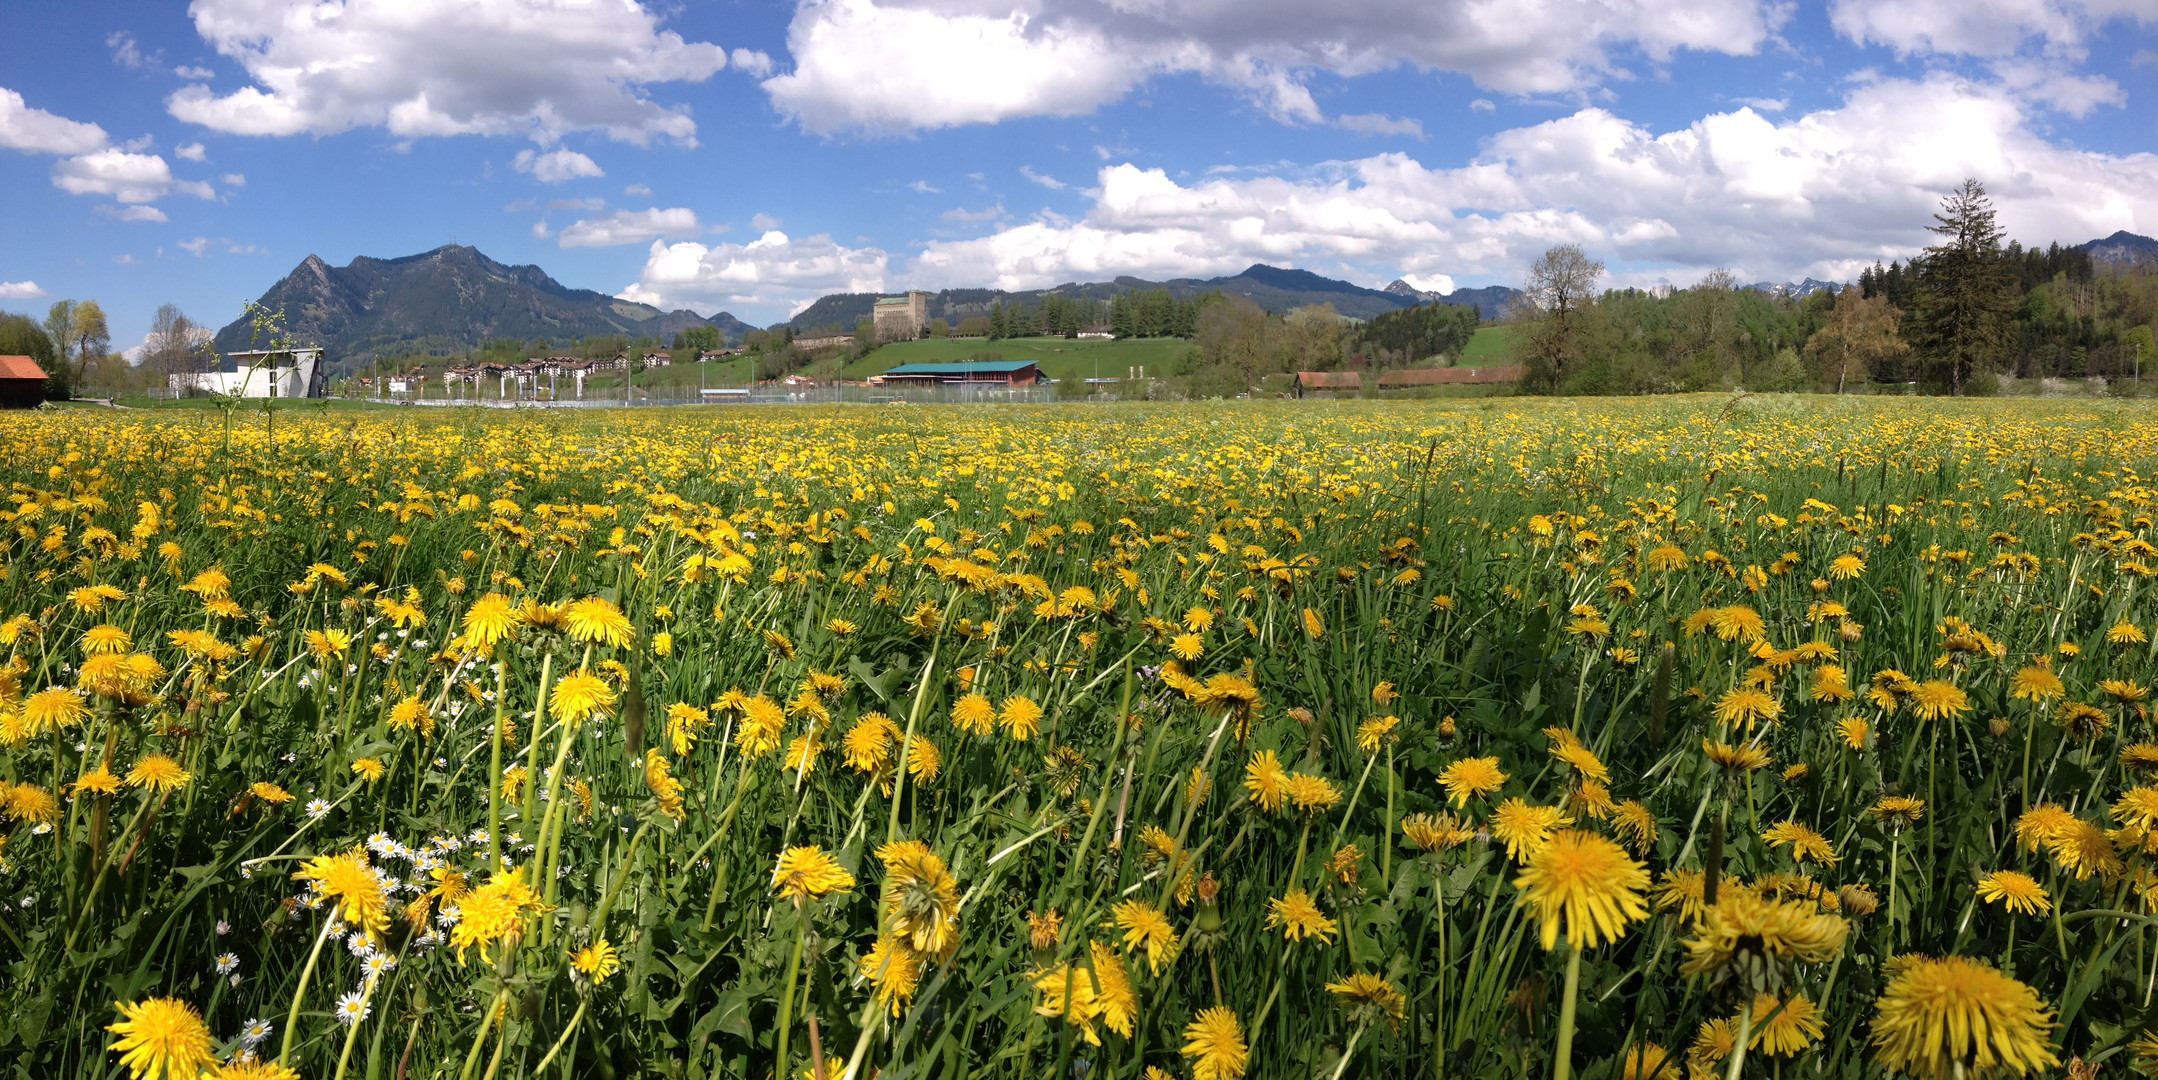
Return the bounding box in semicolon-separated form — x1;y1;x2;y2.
305;799;332;820
334;989;370;1026
238;1018;274;1046
215;953;239;974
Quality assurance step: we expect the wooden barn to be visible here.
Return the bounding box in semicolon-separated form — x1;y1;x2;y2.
0;354;49;407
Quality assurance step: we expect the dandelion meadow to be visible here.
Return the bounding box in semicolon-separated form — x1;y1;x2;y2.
9;395;2158;1080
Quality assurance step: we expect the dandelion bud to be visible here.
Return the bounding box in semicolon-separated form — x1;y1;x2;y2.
1810;577;1830;594
1439;715;1457;738
1838;620;1863;643
1989;715;2011;738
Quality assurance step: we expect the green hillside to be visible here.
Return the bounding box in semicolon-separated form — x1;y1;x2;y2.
1458;325;1518;367
843;336;1194;381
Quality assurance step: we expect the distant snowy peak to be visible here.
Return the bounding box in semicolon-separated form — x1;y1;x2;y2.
1741;278;1846;299
1384;279;1521;320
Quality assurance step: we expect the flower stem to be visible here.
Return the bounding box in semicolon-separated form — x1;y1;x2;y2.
533;998;588;1074
1330;1021;1369;1080
330;976;378;1080
1552;945;1582;1080
775;898;810;1078
278;914;339;1065
1724;1003;1753;1080
487;661;506;870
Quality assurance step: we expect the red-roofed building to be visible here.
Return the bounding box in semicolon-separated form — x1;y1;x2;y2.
0;354;49;407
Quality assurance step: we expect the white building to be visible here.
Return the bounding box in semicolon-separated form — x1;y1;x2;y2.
168;348;326;398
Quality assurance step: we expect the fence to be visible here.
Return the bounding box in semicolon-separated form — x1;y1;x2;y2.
84;384;1065;407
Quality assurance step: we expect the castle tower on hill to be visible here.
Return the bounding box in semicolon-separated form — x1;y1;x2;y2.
872;291;930;341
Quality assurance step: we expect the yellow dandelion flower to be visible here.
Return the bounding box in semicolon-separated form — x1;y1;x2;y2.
1439;756;1507;807
999;694;1044;741
549;669;618;723
950;693;997;736
1110;899;1180;975
293;847;391;941
1513;829;1651;951
1976;872;2051;916
1181;1007;1248;1080
563;597;635;649
106;997;217;1080
1869;955;2058;1080
1761;820;1839;866
1490;798;1573;861
1746;991;1824;1057
1264;888;1338;945
570;939;621;979
772;845;855;901
1679;892;1849;975
124;754;191;794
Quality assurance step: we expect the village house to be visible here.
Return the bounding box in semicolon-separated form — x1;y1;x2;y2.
169;348;326;398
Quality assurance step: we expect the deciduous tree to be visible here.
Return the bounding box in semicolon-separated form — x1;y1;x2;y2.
1513;244;1604;389
1806;286;1907;393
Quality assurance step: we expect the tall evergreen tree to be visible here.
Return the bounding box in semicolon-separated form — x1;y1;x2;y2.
1913;178;2017;395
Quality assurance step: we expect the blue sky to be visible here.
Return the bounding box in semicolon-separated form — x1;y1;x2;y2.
1;0;2153;350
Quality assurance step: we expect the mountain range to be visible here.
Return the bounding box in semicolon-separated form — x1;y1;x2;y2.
212;245;749;374
220;231;2155;371
784;264;1521;333
2085;230;2158;264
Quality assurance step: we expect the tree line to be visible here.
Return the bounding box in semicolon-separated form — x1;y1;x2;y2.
1511;179;2157;395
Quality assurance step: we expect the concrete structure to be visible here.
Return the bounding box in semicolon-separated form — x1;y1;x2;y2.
169;348;325;398
876;360;1041;387
1076;325;1114;339
0;354;48;407
794;334;853;351
872;291;930;341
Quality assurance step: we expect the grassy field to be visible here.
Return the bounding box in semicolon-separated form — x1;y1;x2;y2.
1456;324;1518;367
8;396;2158;1080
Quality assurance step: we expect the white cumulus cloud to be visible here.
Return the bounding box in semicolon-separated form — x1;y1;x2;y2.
1337;113;1424;138
0;87;110;155
0;280;47;299
559;207;703;247
730;48;774;77
171;0;728;146
514;148;605;183
96;204;171;223
1828;0;2155;57
54;149;177;204
621;230;888;313
764;0;1789;134
175;142;208;162
1020;166;1067;190
905;74;2158;295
